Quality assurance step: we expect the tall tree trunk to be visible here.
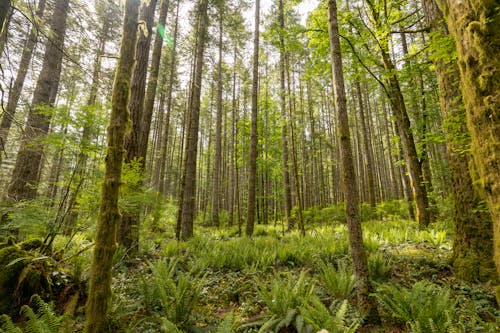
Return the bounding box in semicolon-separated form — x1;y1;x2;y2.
119;0;157;253
278;0;292;230
328;0;379;321
0;0;46;165
212;10;224;228
228;48;238;227
178;0;209;240
355;80;376;207
437;0;500;291
246;0;260;237
85;0;139;331
157;0;179;196
365;0;430;227
139;0;169;165
6;0;69;202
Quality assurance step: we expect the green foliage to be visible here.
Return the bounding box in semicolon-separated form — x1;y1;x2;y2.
376;200;410;220
0;314;22;333
19;295;64;333
300;298;359;333
0;198;55;237
374;281;456;333
368;252;392;282
0;295;66;333
257;271;315;332
143;258;204;330
317;259;354;300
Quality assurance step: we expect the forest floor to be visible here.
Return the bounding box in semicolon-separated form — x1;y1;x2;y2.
1;203;499;332
101;212;499;332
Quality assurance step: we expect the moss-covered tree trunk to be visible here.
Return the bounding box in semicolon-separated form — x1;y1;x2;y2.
84;0;139;331
422;0;496;281
328;0;379;321
119;0;157;254
178;0;209;240
6;0;69;202
437;0;500;296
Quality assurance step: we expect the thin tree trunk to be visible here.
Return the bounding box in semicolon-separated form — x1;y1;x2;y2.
328;0;379;321
212;10;224;228
139;0;169;166
278;0;292;230
85;0;139;330
178;0;209;240
246;0;260;237
158;0;179;196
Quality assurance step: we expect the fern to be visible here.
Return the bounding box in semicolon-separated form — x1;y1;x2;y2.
0;314;22;333
145;259;204;330
300;297;359;333
318;259;355;300
374;281;455;333
257;271;315;332
216;311;235;333
21;295;62;333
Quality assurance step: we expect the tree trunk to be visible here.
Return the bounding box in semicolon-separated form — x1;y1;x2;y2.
119;0;157;253
0;0;46;165
85;0;139;331
0;0;10;36
157;0;179;196
278;0;292;230
437;0;500;290
178;0;209;240
246;0;260;237
139;0;169;165
6;0;69;202
355;80;376;207
212;10;224;228
328;0;379;321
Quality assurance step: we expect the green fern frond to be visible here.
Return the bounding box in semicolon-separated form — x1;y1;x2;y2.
0;314;22;333
19;295;62;333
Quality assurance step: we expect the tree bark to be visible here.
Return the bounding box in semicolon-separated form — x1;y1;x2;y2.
328;0;379;321
437;0;500;291
178;0;209;240
118;0;157;253
246;0;260;237
212;10;224;228
85;0;139;331
139;0;169;164
0;0;10;37
278;0;292;231
0;0;46;165
7;0;69;202
157;0;179;196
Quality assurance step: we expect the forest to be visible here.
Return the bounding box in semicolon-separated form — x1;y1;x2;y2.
0;0;499;332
